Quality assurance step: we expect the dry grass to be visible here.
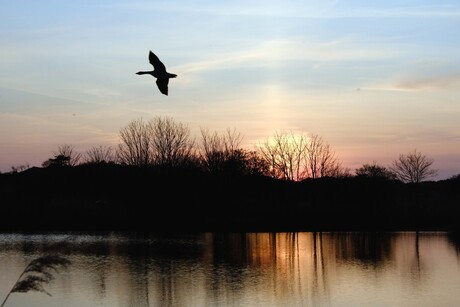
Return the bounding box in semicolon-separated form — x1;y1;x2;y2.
1;255;70;307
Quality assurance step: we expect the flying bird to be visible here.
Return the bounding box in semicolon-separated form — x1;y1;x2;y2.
136;50;177;96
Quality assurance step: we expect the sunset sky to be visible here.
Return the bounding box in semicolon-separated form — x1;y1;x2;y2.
1;1;459;179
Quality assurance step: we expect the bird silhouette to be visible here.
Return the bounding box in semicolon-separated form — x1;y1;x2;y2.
136;50;177;96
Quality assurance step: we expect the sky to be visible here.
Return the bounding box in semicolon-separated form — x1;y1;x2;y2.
1;0;459;179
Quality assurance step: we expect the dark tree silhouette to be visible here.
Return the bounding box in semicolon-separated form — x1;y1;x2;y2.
257;131;346;181
84;146;116;164
117;118;152;166
10;163;30;173
42;154;71;168
42;145;81;167
55;144;81;166
199;128;244;173
306;134;343;179
449;174;460;180
242;150;271;176
356;161;396;180
257;131;307;181
149;116;195;167
390;149;437;183
117;117;196;167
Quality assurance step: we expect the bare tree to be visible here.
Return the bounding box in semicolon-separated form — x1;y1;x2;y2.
84;146;116;164
244;150;271;176
117;117;197;167
390;149;437;183
200;128;225;172
222;128;244;156
42;155;70;167
148;116;196;167
199;128;244;172
257;135;283;179
305;134;342;179
199;128;269;175
257;131;346;181
117;118;152;166
42;145;81;167
257;131;308;181
55;144;82;166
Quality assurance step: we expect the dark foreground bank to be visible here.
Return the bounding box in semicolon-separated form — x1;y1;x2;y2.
1;164;459;232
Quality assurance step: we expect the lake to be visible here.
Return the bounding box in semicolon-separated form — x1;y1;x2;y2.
1;232;460;306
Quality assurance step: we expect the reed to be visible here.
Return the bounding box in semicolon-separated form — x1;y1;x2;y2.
1;255;70;307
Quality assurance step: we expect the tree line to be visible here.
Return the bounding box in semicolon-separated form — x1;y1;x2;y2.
8;116;445;183
1;116;459;232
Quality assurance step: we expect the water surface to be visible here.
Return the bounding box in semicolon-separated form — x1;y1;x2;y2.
1;232;460;306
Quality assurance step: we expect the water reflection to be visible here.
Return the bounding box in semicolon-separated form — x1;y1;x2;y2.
1;232;460;306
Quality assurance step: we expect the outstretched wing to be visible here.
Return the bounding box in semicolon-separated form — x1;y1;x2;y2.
156;78;169;95
149;51;166;73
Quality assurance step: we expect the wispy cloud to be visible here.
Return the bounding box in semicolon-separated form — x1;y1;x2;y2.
393;74;460;91
107;1;340;18
367;73;460;92
109;1;460;19
336;4;460;18
174;38;400;75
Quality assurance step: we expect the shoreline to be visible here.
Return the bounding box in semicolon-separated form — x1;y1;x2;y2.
2;164;459;233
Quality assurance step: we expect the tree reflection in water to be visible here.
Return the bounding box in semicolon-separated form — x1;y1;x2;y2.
1;232;460;306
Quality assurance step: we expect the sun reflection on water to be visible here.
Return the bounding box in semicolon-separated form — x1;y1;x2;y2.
1;232;460;306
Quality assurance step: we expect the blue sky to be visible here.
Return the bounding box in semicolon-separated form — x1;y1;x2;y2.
1;0;460;179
